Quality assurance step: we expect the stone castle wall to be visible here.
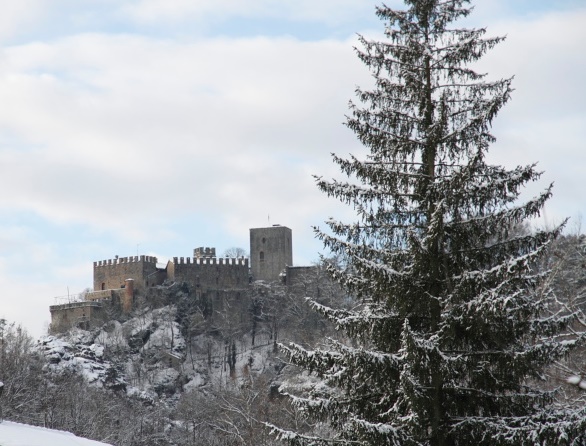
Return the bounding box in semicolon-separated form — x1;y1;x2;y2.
168;256;249;291
49;301;105;333
93;256;161;291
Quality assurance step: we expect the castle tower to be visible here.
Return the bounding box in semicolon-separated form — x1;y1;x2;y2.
93;255;160;292
250;225;292;282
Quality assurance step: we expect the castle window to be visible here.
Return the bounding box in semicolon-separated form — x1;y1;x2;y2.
262;237;266;244
260;251;264;262
101;283;106;290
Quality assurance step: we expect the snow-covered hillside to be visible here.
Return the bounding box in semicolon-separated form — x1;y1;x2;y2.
0;277;343;445
0;421;112;446
38;302;281;400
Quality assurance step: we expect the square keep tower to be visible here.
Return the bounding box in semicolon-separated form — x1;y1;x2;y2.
250;225;292;282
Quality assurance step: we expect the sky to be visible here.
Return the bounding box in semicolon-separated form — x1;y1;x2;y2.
0;0;584;338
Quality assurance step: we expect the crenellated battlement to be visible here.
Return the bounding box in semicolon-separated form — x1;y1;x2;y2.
94;255;158;267
93;255;161;292
194;247;216;259
169;252;249;290
173;256;248;267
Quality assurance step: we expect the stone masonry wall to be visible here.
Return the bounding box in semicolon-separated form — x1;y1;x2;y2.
49;301;105;334
168;257;249;291
250;226;293;282
93;256;160;291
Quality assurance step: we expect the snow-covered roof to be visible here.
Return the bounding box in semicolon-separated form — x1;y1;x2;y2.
0;421;112;446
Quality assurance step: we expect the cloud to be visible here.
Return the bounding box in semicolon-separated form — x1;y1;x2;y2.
474;8;586;225
0;0;46;41
0;6;582;240
119;0;382;26
0;33;368;245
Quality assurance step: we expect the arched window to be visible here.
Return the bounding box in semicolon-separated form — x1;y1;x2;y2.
260;251;265;262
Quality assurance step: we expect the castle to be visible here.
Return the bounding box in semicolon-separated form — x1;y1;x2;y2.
49;225;298;333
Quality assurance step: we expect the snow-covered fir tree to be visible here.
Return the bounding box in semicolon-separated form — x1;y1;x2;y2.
275;1;586;445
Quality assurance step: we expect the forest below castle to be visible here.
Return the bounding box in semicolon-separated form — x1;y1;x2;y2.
0;261;351;445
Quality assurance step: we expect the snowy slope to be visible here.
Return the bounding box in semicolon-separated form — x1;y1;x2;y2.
0;421;112;446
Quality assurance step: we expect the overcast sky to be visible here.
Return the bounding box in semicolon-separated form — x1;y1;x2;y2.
0;0;584;338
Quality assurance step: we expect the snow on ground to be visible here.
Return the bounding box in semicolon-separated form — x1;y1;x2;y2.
0;421;112;446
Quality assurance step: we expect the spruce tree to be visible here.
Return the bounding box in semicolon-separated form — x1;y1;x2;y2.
275;1;585;445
